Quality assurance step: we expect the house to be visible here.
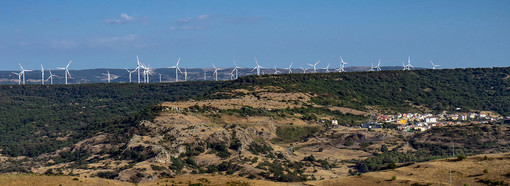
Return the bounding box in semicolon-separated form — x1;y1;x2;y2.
425;117;437;123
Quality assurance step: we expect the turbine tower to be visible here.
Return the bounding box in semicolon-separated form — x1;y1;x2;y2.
284;62;293;73
203;69;207;81
169;58;182;82
57;60;72;85
136;55;142;84
307;60;320;73
212;63;219;81
337;56;348;72
185;69;189;81
41;64;45;85
107;70;111;83
251;57;263;76
430;60;440;69
158;73;162;83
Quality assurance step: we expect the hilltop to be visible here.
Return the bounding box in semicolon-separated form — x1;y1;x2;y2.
0;66;412;84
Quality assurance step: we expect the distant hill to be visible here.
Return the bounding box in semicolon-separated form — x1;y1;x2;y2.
0;66;419;84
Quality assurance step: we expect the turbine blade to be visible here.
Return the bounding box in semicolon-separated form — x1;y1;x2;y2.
66;60;72;68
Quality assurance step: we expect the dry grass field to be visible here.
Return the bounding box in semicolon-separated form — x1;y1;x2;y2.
309;152;510;186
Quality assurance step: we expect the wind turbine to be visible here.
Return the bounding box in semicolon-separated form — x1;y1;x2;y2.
106;70;111;83
169;58;182;82
125;68;137;83
273;66;281;74
368;63;375;71
284;62;293;73
18;63;32;84
41;64;45;85
144;64;153;83
322;63;331;73
402;61;407;70
430;60;440;69
232;60;240;79
203;69;207;80
376;60;382;71
337;56;348;72
406;56;414;70
12;72;21;85
158;73;162;83
251;57;263;76
300;66;309;74
57;60;72;85
47;69;56;85
307;60;320;73
212;64;219;81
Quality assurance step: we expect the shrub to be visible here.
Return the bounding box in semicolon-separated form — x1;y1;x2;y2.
247;143;273;155
96;171;119;179
457;155;466;161
303;154;316;162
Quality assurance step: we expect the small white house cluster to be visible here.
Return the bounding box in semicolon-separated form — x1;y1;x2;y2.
368;111;502;132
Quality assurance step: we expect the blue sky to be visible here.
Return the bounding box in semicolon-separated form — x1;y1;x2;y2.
0;0;509;70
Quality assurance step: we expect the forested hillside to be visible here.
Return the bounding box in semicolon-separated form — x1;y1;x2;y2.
239;67;510;115
0;82;235;157
0;67;508;158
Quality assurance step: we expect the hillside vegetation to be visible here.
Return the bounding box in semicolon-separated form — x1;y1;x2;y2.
0;67;508;159
238;67;510;115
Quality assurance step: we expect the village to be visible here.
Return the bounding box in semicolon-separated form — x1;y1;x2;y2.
355;111;505;132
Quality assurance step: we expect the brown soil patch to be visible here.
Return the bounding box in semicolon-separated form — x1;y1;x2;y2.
162;94;304;110
328;106;369;116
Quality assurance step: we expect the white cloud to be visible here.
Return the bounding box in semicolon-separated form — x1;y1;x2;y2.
105;13;135;24
120;13;133;21
197;14;211;20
